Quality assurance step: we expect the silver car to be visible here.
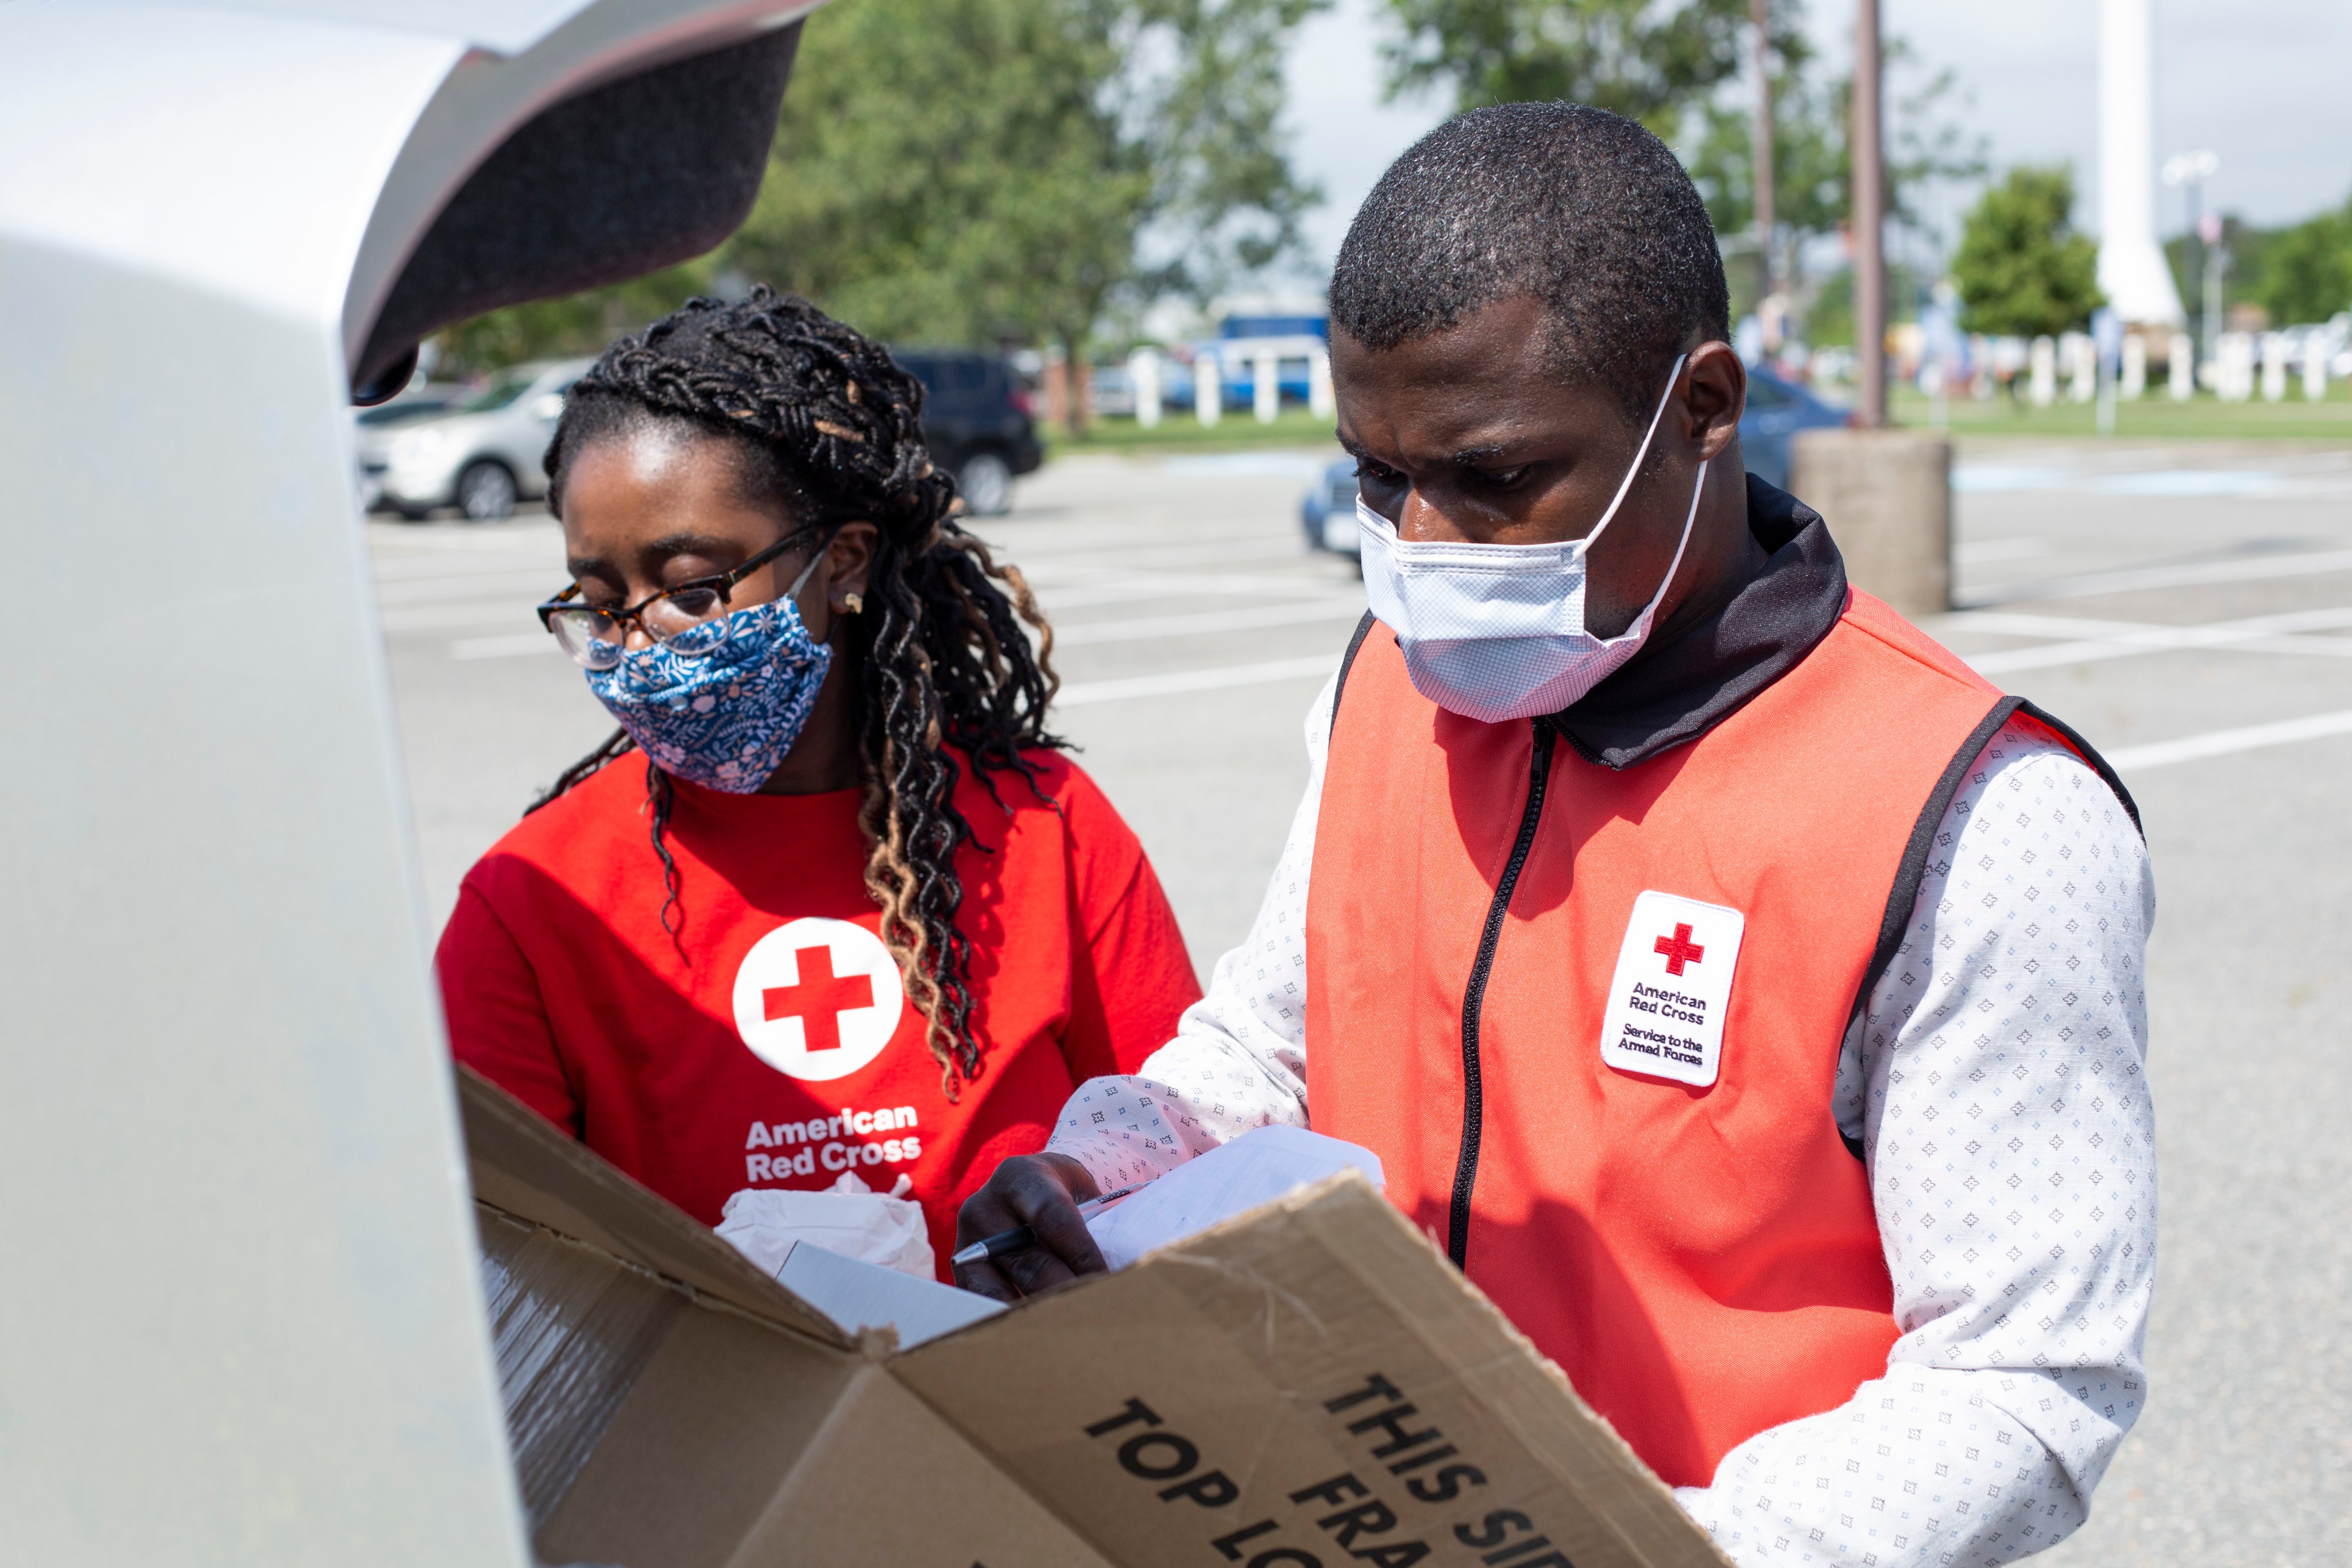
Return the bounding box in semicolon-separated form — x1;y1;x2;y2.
364;357;593;520
350;387;457;510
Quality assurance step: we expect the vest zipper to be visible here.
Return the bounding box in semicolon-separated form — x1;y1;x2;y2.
1447;721;1556;1269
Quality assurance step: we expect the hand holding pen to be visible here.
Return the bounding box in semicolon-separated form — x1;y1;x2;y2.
951;1151;1132;1302
951;1180;1147;1267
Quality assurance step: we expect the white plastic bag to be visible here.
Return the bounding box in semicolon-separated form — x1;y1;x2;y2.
714;1170;937;1280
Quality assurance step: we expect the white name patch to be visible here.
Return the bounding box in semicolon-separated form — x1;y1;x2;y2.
1597;891;1746;1089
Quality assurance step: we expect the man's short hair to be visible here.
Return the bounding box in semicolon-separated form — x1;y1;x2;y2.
1329;102;1731;421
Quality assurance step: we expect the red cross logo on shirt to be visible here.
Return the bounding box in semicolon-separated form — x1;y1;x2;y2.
763;945;875;1055
1653;923;1706;975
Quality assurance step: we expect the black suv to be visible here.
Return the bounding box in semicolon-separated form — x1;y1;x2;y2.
890;348;1043;516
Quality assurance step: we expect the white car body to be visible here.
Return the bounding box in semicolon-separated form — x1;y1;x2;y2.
0;3;819;1563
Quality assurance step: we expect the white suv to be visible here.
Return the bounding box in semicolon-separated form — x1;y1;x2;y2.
364;358;593;520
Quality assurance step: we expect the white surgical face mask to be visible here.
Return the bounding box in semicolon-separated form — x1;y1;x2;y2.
1356;354;1708;724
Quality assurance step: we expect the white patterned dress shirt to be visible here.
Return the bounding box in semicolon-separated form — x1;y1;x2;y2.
1047;677;2157;1568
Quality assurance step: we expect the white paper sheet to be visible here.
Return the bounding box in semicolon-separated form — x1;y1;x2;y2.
775;1240;1005;1350
1083;1125;1384;1271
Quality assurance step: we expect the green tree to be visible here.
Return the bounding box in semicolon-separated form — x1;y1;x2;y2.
1686;37;1984;250
738;0;1321;361
434;265;710;377
433;0;1325;406
1685;59;1840;246
1379;0;1753;130
2250;202;2352;326
1948;165;2102;339
732;0;1146;359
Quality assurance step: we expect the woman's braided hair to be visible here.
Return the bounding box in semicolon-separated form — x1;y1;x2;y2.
533;287;1061;1099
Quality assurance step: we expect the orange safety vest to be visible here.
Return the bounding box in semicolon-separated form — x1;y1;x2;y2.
1305;590;2113;1488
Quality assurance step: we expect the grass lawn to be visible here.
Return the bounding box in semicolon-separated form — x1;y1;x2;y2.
1043;405;1339;455
1889;382;2352;442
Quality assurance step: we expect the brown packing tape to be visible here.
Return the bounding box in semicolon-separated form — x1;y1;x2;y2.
479;1207;690;1528
532;1290;862;1568
893;1173;1732;1568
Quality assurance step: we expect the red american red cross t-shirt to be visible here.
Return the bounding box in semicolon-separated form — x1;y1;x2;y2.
436;749;1200;1275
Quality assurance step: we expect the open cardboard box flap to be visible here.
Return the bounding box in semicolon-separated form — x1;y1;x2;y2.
457;1066;1732;1568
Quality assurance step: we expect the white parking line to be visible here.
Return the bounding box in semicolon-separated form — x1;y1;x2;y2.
1019;535;1312;572
1054;598;1367;646
369;564;556;593
1953;537;2047;564
1951;466;2352;499
1032;571;1358;607
1964;546;2352;607
2106;709;2352;772
1959;606;2352;675
1054;655;1335;706
450;633;552;660
365;526;561;559
385;604;540;633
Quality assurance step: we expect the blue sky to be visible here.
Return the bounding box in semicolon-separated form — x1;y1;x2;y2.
1280;0;2352;278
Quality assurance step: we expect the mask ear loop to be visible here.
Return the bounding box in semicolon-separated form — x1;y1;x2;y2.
1618;458;1708;642
1579;351;1690;552
788;549;826;598
783;525;839;615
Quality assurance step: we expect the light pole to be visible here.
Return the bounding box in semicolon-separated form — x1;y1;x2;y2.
2163;149;2219;366
1751;0;1777;311
2203;214;2229;375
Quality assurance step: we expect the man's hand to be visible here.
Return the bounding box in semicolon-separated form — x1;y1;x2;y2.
954;1152;1107;1302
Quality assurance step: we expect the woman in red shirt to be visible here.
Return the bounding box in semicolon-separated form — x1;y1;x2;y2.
436;290;1200;1274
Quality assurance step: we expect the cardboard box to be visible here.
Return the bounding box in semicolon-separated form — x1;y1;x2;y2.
459;1067;1732;1568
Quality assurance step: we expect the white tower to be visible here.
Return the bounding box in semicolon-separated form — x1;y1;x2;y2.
2098;0;2187;324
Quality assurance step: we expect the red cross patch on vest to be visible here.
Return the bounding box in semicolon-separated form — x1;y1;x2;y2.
1597;891;1747;1088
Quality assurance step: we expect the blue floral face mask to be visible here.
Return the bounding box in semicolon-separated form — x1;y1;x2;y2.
584;563;834;793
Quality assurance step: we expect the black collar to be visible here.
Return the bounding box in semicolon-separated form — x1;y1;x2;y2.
1547;474;1847;769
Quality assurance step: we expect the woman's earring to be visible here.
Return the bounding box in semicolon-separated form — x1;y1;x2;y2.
843;593;864;614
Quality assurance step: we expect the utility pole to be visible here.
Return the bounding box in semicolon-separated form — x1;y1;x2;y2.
1787;0;1948;621
1851;0;1887;426
2163;149;2220;366
1750;0;1777;306
2204;216;2229;366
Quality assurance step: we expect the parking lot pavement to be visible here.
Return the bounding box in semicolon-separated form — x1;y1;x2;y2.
1936;440;2352;1568
374;438;2350;1567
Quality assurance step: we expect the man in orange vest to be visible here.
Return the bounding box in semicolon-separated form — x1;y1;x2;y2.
961;104;2155;1568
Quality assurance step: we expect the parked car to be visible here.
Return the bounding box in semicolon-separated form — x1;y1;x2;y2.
356;387;458;427
1299;364;1851;557
367;358;593;520
352;387;458;510
1088;362;1136;419
891;347;1043;516
1299;455;1364;557
1737;364;1850;489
